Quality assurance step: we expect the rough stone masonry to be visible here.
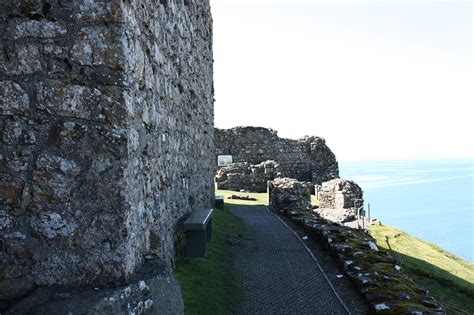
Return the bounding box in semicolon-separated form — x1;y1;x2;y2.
215;126;339;185
215;160;284;192
0;0;214;305
315;178;364;225
319;178;363;210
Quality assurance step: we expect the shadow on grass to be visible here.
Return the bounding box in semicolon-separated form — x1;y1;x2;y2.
174;201;247;314
386;246;474;314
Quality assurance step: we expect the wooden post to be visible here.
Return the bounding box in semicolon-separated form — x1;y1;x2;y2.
357;208;360;229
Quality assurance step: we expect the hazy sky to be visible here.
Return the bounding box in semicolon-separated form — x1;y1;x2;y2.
211;0;473;161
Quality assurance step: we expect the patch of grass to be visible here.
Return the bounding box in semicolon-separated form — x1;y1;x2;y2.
216;189;320;207
311;195;319;207
174;201;246;314
216;189;269;206
370;224;474;314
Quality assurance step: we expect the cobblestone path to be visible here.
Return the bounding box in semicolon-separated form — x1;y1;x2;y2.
231;205;367;315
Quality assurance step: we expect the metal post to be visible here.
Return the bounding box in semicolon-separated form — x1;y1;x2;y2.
368;202;371;221
356;205;364;230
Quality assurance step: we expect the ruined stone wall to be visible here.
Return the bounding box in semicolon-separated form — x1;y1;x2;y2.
0;0;214;302
215;127;339;184
268;178;312;214
319;179;363;209
216;160;283;193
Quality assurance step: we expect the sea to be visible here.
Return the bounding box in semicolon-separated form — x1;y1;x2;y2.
339;159;473;263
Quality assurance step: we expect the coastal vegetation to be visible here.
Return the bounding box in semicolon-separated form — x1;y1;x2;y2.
370;225;474;314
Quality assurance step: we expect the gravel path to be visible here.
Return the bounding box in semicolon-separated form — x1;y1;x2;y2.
231;205;370;315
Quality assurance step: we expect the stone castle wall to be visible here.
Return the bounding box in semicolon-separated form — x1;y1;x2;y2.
216;160;283;192
0;0;214;302
215;127;339;184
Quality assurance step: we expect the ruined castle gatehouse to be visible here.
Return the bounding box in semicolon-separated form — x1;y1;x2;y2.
0;0;214;307
215;127;339;185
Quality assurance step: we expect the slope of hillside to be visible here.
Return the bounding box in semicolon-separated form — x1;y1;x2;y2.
370;224;474;314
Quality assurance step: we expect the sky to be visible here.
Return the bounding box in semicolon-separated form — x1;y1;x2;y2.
211;0;473;161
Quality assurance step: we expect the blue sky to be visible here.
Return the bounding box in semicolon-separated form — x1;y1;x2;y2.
211;0;473;160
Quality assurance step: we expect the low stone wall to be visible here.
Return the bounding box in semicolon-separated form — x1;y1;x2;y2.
268;180;444;314
216;160;283;192
319;179;363;209
268;178;313;214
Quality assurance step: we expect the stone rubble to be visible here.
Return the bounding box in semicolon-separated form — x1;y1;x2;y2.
268;178;313;214
216;160;283;192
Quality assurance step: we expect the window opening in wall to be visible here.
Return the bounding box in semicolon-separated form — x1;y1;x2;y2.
217;155;233;166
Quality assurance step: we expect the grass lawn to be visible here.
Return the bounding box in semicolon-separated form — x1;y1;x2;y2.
216;189;269;206
311;194;319;207
370;224;474;314
173;192;246;314
217;189;319;207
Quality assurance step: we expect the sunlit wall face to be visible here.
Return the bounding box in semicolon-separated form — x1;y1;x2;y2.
212;0;473;161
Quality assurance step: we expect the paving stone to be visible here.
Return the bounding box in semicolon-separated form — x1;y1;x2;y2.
231;205;353;314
